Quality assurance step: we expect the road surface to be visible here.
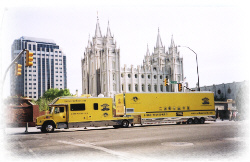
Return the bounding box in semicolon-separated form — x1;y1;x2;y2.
3;120;250;161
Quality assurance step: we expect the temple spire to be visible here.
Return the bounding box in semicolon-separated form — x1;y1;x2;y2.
106;21;112;37
146;44;150;56
170;34;175;47
156;28;163;48
95;15;102;37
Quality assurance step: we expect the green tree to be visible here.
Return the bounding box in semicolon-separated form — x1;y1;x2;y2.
34;88;72;111
43;88;71;101
36;98;50;111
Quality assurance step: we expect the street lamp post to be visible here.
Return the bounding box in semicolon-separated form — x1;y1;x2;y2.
178;45;200;91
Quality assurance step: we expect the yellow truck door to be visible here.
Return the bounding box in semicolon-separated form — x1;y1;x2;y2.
53;106;67;123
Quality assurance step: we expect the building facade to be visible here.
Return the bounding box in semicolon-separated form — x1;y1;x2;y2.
11;36;67;99
199;81;248;101
82;18;184;98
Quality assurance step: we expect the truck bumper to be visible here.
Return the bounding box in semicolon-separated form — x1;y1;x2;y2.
36;126;42;129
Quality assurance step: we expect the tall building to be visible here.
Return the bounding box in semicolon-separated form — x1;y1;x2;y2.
82;18;184;98
10;36;67;99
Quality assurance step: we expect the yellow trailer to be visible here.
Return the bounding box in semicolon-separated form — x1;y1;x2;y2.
36;96;133;133
116;92;215;125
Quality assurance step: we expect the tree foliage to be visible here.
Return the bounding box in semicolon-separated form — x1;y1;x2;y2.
34;88;71;111
43;88;71;101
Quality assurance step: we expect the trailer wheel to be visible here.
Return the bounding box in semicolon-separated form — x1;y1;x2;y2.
199;118;205;124
194;118;199;124
121;120;129;128
187;118;193;124
41;122;55;133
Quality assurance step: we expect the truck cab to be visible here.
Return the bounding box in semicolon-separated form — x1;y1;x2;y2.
36;96;133;133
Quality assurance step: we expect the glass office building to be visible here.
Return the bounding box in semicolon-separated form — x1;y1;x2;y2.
10;36;67;99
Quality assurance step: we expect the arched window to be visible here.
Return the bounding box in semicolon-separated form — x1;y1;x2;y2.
142;84;145;92
218;89;221;94
160;85;163;92
128;84;131;91
135;84;138;92
148;84;151;92
154;85;157;92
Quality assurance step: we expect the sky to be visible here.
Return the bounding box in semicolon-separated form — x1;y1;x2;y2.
1;0;250;97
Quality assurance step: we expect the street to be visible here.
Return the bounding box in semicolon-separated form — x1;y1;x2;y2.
3;120;250;162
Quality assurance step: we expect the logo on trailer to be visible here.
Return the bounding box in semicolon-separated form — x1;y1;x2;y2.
202;97;210;104
101;104;110;111
103;113;108;117
132;96;139;102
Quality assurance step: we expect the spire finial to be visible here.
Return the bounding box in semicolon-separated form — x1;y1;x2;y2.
97;11;99;19
171;34;175;47
156;28;163;48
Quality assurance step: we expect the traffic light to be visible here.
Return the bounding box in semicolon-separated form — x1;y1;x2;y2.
164;78;169;86
15;62;22;76
25;50;33;66
178;83;182;92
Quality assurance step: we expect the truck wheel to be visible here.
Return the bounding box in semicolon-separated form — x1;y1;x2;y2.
41;122;55;133
121;120;129;128
199;118;205;124
194;118;199;124
187;118;193;124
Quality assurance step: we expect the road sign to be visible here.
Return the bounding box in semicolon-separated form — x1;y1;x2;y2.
170;81;177;84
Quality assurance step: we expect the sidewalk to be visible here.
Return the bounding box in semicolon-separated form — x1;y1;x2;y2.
4;126;41;135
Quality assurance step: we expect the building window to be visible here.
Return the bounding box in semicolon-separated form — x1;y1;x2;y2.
135;84;138;92
128;74;131;78
218;90;221;94
154;85;157;92
160;85;163;92
227;88;231;94
142;84;145;92
154;75;157;79
141;74;144;78
148;84;151;92
160;75;162;79
128;84;131;91
121;73;123;78
122;84;124;91
135;74;137;78
148;75;150;79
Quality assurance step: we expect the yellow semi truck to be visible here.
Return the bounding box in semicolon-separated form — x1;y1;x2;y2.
36;96;133;133
115;92;216;125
